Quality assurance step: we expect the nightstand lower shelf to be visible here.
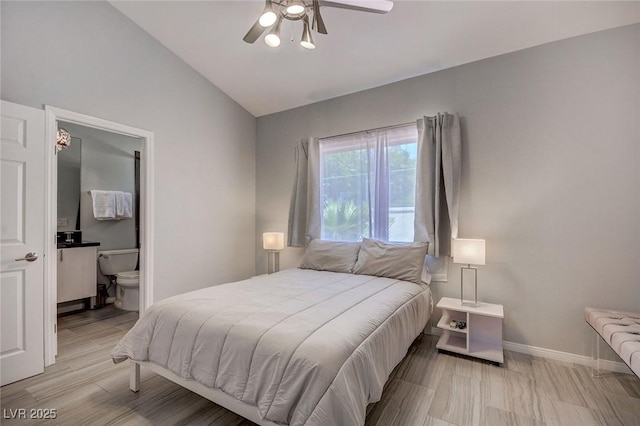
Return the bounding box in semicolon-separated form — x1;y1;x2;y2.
436;332;466;352
436;336;504;364
436;297;504;365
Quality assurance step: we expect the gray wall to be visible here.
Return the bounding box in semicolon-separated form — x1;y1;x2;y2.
1;1;257;301
256;24;640;357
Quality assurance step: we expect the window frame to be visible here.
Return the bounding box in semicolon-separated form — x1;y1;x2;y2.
318;123;419;243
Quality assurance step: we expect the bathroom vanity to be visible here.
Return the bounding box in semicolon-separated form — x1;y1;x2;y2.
57;240;100;303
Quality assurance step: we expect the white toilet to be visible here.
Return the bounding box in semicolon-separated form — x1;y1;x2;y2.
98;248;139;311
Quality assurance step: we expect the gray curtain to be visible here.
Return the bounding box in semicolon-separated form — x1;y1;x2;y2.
414;113;461;256
287;138;320;247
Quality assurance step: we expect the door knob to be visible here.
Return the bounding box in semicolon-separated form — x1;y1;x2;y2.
15;252;38;262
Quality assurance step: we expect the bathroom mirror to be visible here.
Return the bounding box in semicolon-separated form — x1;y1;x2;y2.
56;121;142;250
57;132;81;231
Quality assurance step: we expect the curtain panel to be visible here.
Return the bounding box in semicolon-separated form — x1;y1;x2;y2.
414;113;461;256
288;137;320;247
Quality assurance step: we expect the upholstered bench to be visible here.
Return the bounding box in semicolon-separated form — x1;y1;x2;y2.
584;307;640;378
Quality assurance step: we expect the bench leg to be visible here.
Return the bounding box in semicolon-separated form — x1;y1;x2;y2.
591;332;602;378
130;361;140;392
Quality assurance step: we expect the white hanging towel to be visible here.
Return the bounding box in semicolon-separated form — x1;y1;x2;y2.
90;190;117;220
116;191;133;219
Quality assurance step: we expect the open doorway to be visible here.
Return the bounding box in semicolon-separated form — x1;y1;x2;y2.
56;122;141;312
44;106;154;366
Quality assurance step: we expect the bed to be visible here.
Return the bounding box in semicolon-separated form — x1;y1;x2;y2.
112;266;432;426
113;235;432;425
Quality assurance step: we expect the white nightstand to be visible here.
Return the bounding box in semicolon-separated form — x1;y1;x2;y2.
435;297;504;365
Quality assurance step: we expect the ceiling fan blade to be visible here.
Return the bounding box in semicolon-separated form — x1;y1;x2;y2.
243;18;268;44
312;0;328;34
318;0;393;14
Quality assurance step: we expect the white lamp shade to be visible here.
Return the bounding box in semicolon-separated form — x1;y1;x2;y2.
263;232;285;251
452;238;485;265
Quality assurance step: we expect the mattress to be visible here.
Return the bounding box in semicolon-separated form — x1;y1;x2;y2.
112;268;432;426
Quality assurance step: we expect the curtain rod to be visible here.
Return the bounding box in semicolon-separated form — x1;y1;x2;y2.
321;121;416;140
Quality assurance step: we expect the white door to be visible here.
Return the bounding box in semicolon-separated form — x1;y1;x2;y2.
1;100;45;385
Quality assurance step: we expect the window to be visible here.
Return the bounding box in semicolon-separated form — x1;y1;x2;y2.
319;124;418;242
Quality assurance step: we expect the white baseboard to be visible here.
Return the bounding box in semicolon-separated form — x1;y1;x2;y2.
503;340;632;375
429;328;633;375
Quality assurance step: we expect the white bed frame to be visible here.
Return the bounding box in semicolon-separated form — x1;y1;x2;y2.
129;361;281;426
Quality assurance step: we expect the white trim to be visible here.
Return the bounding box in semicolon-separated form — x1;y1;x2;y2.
44;108;58;367
44;106;154;366
428;328;633;375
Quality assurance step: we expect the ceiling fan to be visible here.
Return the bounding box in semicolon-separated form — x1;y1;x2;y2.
243;0;394;49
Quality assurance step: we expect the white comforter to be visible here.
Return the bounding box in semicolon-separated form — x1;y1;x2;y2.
112;268;432;426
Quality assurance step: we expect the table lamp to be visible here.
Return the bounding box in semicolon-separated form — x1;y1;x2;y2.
452;238;485;306
263;232;285;274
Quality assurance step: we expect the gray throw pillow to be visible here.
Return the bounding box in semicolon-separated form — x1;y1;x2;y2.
353;238;428;284
299;239;361;273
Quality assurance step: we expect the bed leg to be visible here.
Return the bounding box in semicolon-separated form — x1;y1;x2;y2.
591;332;601;378
130;361;140;392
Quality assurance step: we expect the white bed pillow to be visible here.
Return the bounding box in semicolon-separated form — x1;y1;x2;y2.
299;239;361;273
353;238;428;284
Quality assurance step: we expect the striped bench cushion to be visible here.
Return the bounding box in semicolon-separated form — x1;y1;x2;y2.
585;307;640;378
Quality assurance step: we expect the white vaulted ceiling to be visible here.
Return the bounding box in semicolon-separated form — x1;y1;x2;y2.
110;1;640;117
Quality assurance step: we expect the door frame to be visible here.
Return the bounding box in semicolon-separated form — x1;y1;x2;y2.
44;106;154;366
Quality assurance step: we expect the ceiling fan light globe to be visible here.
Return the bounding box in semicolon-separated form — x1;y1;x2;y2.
259;11;277;27
265;34;281;47
300;40;315;49
301;17;315;49
286;4;306;15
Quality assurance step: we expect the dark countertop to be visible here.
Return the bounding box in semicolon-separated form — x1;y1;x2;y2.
57;241;101;249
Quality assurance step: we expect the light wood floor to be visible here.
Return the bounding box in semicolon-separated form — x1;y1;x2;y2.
2;306;640;425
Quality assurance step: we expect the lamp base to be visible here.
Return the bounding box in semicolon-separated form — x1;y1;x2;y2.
460;265;479;306
267;251;280;274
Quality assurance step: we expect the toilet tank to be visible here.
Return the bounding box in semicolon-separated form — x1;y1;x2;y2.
98;248;139;275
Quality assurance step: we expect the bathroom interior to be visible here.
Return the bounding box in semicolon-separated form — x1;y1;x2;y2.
56;121;143;326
